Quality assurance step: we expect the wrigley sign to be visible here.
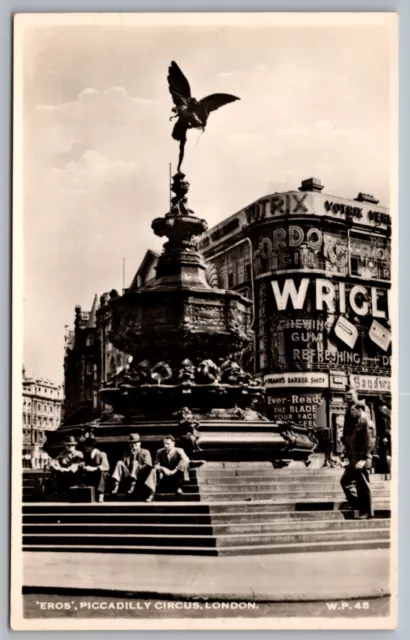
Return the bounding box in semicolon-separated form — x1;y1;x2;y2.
270;277;390;318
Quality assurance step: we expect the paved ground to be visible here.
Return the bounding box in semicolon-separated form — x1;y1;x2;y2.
24;548;391;602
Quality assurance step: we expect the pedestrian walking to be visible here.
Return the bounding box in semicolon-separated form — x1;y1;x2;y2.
340;402;376;519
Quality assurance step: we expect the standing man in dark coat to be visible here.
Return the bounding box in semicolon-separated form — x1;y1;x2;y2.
154;435;190;495
111;433;156;502
79;437;110;503
342;388;359;457
374;397;392;474
340;402;377;519
342;387;370;457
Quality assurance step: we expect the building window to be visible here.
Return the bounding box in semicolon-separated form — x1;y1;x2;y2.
86;388;92;401
351;256;360;276
86;334;94;347
86;363;93;375
92;390;99;409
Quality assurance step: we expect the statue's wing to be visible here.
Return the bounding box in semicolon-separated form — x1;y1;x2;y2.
168;61;191;107
198;93;240;115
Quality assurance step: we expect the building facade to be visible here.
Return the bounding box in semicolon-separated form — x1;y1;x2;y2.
63;291;130;422
96;290;129;412
200;178;392;452
63;296;101;425
22;368;63;468
61;180;392;453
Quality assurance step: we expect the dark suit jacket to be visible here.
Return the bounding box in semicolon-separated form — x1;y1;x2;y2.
350;415;376;465
155;447;190;480
122;447;152;469
343;403;370;450
84;448;110;472
343;403;356;445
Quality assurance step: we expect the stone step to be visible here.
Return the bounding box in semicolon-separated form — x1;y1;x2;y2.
23;538;391;556
195;468;389;479
217;538;391;556
22;502;211;514
194;463;384;475
214;527;390;547
23;526;389;549
23;544;219;556
22;472;390;491
23;496;391;515
22;493;202;503
195;488;390;501
212;518;390;535
208;498;391;513
190;481;388;492
23;517;390;537
194;474;389;484
23;513;213;525
22;507;391;526
22;492;390;505
23;523;214;536
195;462;293;470
21;466;378;478
23;533;218;548
210;508;391;523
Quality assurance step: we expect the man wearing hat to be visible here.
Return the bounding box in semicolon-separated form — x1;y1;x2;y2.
111;434;156;502
374;396;392;474
340;402;376;519
342;387;370;458
49;436;84;494
78;437;110;503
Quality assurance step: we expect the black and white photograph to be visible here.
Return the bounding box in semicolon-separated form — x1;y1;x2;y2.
11;12;398;630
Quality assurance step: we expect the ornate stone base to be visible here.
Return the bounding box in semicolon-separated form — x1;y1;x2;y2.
45;416;318;469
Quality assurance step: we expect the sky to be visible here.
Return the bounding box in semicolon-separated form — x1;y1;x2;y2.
19;18;395;385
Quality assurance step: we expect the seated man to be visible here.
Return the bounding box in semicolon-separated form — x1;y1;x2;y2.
111;433;156;502
178;407;202;454
48;435;84;494
78;437;110;503
154;435;190;496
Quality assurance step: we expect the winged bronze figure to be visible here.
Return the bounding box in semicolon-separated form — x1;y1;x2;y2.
168;61;240;171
